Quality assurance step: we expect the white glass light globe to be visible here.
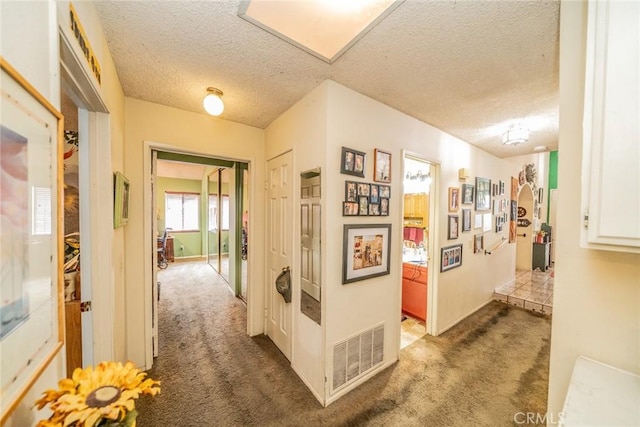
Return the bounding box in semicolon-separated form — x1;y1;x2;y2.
203;92;224;116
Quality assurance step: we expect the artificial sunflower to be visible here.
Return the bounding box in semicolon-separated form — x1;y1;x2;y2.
35;361;160;427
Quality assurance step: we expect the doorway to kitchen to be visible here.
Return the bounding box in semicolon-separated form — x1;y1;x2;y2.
400;155;436;348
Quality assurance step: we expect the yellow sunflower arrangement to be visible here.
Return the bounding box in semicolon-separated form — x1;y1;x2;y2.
35;361;160;427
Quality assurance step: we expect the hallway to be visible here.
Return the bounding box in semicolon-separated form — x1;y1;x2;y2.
138;261;550;426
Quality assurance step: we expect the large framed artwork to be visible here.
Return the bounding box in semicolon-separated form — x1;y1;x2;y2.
343;224;392;284
475;177;491;211
0;59;64;422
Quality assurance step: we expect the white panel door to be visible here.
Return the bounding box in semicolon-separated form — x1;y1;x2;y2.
266;152;293;360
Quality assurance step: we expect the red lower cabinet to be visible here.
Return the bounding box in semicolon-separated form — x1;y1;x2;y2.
402;263;427;322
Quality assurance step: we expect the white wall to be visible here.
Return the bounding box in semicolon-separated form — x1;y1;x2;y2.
264;82;329;403
548;0;640;417
322;81;527;403
123;98;265;368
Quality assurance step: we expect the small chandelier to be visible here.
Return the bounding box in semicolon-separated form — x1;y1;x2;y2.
503;124;529;146
203;87;224;116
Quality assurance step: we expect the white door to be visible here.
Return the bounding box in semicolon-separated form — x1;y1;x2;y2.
266;151;293;360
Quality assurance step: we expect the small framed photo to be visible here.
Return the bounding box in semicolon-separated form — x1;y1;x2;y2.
358;196;369;215
114;171;131;228
357;182;370;197
518;170;525;186
345;180;358;202
380;198;389;216
448;187;459;212
474;213;483;229
368;203;380;216
341;146;366;178
343;223;392;284
538;188;543;204
373;148;392;183
370;184;380;204
499;180;505;196
474;234;484;254
462;183;474;205
462;209;472;232
483;213;492;232
448;215;459;240
495;215;503;232
343;202;359;216
441;244;463;272
379;184;391;199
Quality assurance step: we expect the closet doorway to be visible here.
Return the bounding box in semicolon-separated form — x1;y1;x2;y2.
208;167;231;282
400;155;436;348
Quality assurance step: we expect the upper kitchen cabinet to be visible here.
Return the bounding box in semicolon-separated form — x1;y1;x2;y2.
581;0;639;253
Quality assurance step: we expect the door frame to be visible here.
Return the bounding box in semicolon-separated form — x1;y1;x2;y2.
60;23;113;366
142;142;256;368
400;151;440;337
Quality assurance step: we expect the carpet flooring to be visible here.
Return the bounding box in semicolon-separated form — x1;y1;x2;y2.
137;262;551;426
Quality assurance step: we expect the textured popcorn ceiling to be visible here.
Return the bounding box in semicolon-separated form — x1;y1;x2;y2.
93;0;559;158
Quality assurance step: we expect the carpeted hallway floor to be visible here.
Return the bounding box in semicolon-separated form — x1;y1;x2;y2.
137;262;551;426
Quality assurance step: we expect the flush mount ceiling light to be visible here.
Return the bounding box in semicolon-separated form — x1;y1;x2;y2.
203;87;224;116
503;124;530;146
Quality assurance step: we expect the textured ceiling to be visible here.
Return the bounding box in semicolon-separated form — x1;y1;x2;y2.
93;0;559;159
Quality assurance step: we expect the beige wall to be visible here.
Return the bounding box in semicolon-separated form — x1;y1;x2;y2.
548;0;640;418
1;1;126;425
123;98;265;368
264;82;329;402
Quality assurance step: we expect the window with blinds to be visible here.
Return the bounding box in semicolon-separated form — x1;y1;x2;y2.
165;192;199;231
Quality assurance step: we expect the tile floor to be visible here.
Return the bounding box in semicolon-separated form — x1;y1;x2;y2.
493;268;554;315
400;315;427;349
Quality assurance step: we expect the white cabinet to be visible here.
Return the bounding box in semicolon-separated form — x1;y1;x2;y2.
581;0;640;253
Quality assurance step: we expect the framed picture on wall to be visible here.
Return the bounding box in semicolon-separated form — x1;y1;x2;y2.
462;183;474;204
462;209;472;232
380;198;389;216
474;234;484;254
343;224;392;284
448;215;459;239
448;187;459;212
114;171;131;228
475;177;491;211
370;184;380;204
0;58;65;420
357;182;370;197
345;180;358;202
474;213;483;229
373;148;392;183
441;244;463;272
343;202;359;216
358;196;369;215
379;184;391;199
340;146;366;178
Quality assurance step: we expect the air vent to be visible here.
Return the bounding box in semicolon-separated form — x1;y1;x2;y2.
332;323;384;393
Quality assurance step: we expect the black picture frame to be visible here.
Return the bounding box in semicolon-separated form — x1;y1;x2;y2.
341;146;366;177
462;183;474;204
343;224;392;284
475;177;491;211
345;180;358;202
462;209;472;232
370;184;380;204
379;184;391;199
358;196;369;215
448;215;459;240
357;182;370;197
441;244;463;272
380;198;389;216
343;202;359;216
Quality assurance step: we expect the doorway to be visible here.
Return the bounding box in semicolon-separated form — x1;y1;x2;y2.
400;155;434;348
150;150;250;359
